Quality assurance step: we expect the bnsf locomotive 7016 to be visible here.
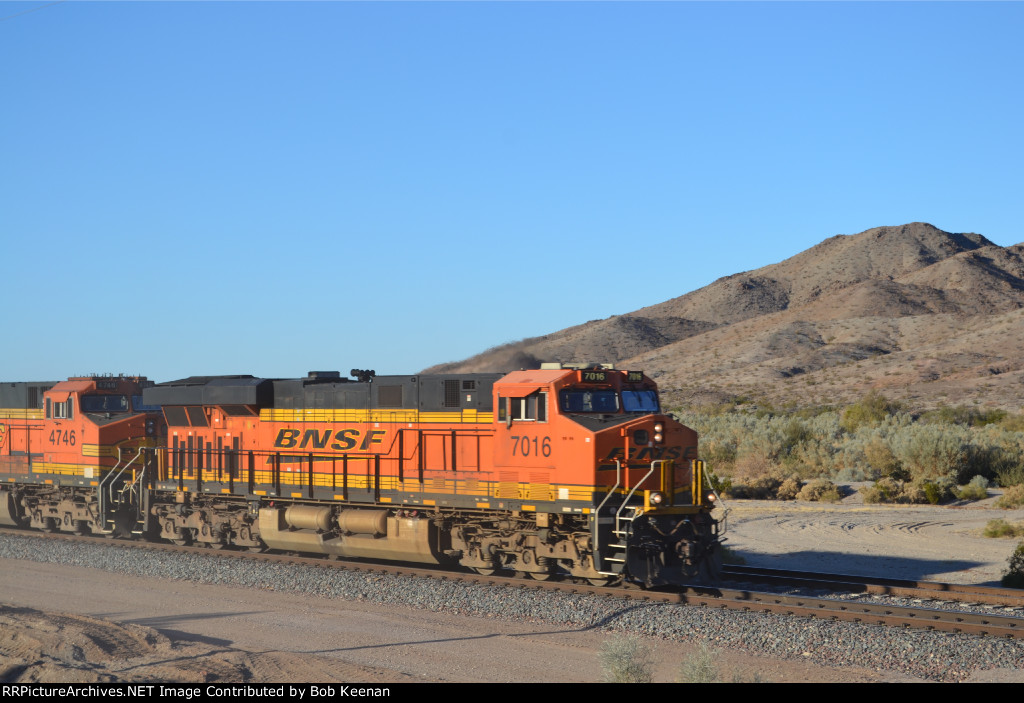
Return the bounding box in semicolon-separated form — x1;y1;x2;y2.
0;365;722;586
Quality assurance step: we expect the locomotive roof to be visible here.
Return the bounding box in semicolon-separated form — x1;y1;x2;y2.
143;372;504;413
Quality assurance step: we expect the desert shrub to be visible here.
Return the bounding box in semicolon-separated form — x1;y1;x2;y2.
859;477;900;504
955;475;990;501
860;477;935;504
996;484;1024;509
920;481;942;504
677;405;1024;496
784;438;839;479
724;475;781;500
862;436;906;479
676;643;763;683
700;438;739;474
832;465;870;482
890;424;968;482
1001;542;1024;588
921;405;1007;427
964;438;1024;484
797;478;841;502
705;469;732;496
599;635;653;683
732;451;775;481
840;391;903;432
996;464;1024;488
983;519;1024;538
998;413;1024;433
677;643;719;683
900;482;928;504
776;476;802;500
916;477;956;504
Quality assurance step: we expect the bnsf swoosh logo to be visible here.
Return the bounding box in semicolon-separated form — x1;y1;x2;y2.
602;446;685;462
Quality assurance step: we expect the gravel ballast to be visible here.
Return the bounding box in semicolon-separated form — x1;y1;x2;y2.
2;532;1023;682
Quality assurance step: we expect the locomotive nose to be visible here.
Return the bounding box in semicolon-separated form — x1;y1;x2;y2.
629;419;666;447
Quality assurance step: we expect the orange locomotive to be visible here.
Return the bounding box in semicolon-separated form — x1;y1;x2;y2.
1;365;721;586
0;375;160;535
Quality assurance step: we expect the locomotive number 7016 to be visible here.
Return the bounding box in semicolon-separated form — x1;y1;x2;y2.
510;435;551;457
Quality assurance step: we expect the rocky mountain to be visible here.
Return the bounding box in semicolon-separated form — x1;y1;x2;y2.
424;223;1024;410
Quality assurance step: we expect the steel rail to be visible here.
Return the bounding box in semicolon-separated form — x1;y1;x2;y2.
4;527;1024;640
723;564;1024;608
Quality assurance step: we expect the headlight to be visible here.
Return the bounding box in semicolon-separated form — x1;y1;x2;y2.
653;433;663;443
649;491;666;506
654;422;664;433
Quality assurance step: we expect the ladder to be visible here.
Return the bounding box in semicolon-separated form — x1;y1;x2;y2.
97;448;147;535
593;459;664;577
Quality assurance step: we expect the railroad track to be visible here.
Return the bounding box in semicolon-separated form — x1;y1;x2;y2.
4;526;1024;640
723;564;1024;608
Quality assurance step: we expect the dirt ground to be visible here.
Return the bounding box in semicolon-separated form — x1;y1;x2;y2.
2;490;1024;684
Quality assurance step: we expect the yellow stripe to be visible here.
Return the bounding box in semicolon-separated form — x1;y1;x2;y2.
81;444;118;458
0;409;44;419
258;408;494;424
31;462;101;476
175;468;591;502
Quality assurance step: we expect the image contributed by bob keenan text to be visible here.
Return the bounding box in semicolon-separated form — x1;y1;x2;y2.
1;685;394;699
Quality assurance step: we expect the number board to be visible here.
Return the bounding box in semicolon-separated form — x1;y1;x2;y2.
579;370;608;383
626;371;643;383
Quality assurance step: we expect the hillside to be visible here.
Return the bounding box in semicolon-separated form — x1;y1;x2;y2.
424;223;1024;411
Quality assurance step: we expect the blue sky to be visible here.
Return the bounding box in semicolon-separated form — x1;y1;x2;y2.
2;1;1021;383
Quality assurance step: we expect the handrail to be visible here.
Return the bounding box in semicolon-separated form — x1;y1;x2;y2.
106;448;143;503
592;459;623;574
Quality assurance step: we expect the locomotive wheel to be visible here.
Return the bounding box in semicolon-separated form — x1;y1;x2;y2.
587;577;612;587
472;567;496;576
529;572;551;581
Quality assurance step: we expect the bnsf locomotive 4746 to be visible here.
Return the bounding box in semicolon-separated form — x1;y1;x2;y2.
0;365;722;586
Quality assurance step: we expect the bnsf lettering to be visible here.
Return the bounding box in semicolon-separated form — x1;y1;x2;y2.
360;430;386;451
302;429;331;449
331;429;359;451
275;429;301;448
274;428;388;452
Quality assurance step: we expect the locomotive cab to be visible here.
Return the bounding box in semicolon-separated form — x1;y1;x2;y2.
492;364;720;586
0;375;161;535
39;375;159;480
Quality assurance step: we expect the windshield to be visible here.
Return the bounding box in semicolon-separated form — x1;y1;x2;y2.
621;390;659;413
80;394;129;413
132;395;162;412
559;389;619;413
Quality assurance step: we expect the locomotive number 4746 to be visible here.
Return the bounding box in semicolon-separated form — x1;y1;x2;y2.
49;429;76;446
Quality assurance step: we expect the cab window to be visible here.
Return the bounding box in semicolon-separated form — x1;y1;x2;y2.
499;392;547;422
621;390;659;413
48;398;74;419
559;389;618;413
81;395;129;413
